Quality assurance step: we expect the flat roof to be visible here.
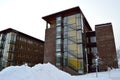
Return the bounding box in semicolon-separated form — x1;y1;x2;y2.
0;28;44;43
42;6;92;31
42;6;80;21
95;23;112;27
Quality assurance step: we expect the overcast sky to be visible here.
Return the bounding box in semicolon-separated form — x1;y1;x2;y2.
0;0;120;49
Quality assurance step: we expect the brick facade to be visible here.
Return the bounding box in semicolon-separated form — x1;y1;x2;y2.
95;23;118;71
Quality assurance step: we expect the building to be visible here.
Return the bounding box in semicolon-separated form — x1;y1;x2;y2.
0;28;44;70
42;6;118;74
95;23;118;71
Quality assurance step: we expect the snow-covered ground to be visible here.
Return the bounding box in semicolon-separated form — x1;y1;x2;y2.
0;63;120;80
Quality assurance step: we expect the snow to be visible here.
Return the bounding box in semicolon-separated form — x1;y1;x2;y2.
0;63;120;80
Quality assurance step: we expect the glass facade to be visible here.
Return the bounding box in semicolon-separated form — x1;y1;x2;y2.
2;32;17;67
55;14;84;73
56;17;62;66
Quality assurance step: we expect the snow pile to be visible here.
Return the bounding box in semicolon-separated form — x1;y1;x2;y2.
0;63;120;80
0;63;71;80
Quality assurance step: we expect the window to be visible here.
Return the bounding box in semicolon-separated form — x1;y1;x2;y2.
90;36;96;43
64;44;68;52
78;44;83;57
56;39;61;52
56;52;61;66
56;39;61;44
10;32;16;42
56;44;61;52
56;26;61;38
63;17;67;24
8;44;14;51
56;26;61;32
77;30;82;43
7;53;13;60
91;47;98;54
76;14;81;26
56;17;61;26
67;15;76;24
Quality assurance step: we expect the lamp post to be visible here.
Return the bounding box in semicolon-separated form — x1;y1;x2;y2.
95;57;98;77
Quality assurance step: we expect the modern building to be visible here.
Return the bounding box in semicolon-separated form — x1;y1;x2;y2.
42;6;118;74
0;28;44;70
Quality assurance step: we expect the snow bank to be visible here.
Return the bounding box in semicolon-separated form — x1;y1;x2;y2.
0;63;71;80
0;63;120;80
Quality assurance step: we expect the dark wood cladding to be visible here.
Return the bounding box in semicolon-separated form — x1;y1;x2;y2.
44;27;56;65
0;28;44;67
13;33;44;66
95;23;118;71
86;31;95;37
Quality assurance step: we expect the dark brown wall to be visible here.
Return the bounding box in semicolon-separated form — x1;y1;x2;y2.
95;23;118;71
44;27;56;65
13;34;44;66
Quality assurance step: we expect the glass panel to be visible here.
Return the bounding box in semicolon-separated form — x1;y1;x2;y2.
56;26;61;32
67;15;76;24
64;25;68;32
10;32;16;42
63;14;84;73
77;30;82;43
63;17;67;24
91;47;98;54
56;44;61;52
63;52;68;66
64;44;68;52
78;44;83;58
56;39;61;44
90;36;96;43
64;39;68;44
8;44;14;51
76;14;81;26
68;30;76;37
68;54;82;70
7;53;12;60
56;17;61;21
69;43;77;51
64;32;67;38
56;17;61;26
56;32;61;38
56;52;61;66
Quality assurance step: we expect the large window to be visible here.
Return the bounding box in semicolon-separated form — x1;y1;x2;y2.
56;16;62;66
63;13;84;73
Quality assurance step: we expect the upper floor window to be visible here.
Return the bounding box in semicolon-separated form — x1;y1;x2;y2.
56;17;62;26
91;47;98;54
90;36;96;43
56;39;61;44
10;32;16;42
56;26;61;32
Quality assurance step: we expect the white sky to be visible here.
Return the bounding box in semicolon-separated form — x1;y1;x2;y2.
0;0;120;48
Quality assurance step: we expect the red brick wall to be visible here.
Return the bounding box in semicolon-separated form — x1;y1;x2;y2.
44;27;56;65
95;23;118;71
